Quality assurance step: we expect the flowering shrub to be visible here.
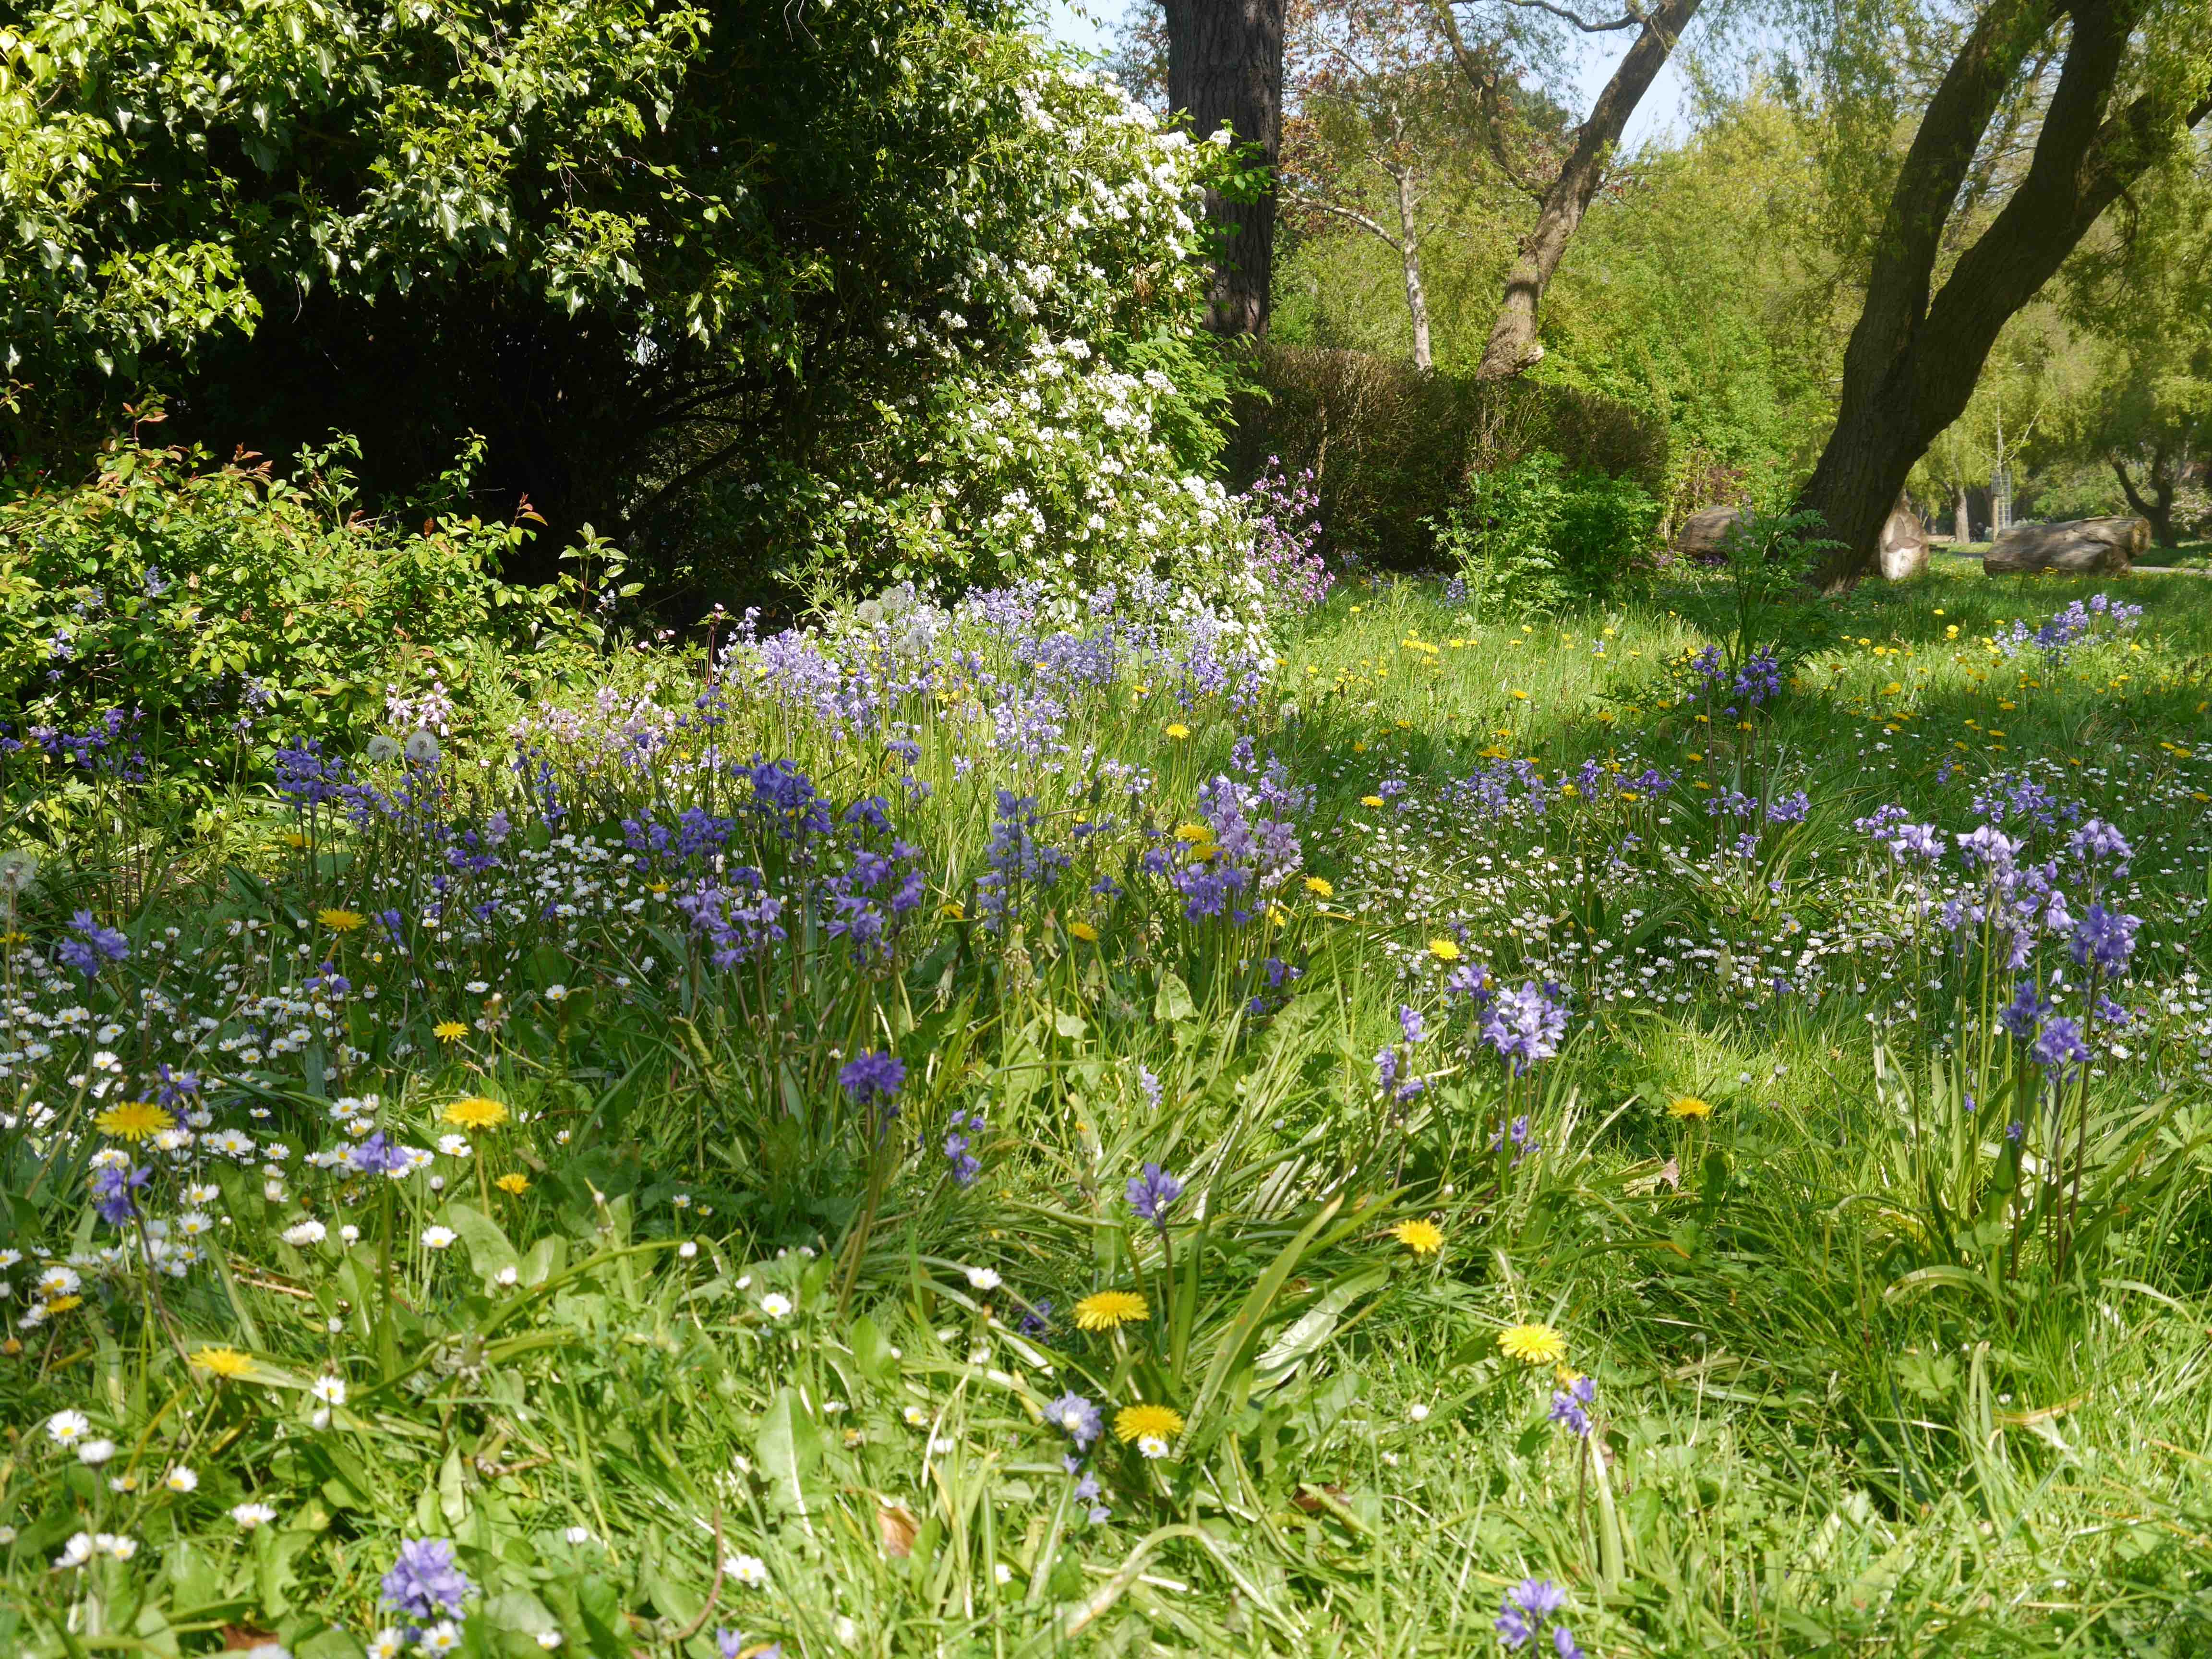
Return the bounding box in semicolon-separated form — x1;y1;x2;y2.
0;438;598;781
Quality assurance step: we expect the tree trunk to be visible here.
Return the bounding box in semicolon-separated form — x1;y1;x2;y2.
1395;169;1432;372
1453;0;1701;381
2109;448;2178;546
1953;482;1972;543
1800;0;2212;590
1163;0;1286;337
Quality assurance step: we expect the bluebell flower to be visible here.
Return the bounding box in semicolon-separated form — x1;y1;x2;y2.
2069;903;2138;972
381;1538;473;1621
2031;1017;2089;1074
1481;983;1569;1075
1045;1392;1104;1450
1998;979;2048;1041
1126;1164;1183;1227
839;1051;906;1106
57;910;129;977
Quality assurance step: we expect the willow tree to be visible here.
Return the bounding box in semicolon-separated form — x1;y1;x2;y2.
1799;0;2212;587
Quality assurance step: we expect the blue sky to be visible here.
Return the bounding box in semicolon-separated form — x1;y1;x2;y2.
1035;0;1695;149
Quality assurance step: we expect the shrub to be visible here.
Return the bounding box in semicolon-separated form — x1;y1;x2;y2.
1224;346;1665;570
0;434;601;792
1431;451;1660;615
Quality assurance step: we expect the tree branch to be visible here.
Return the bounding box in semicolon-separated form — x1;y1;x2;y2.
1497;0;1646;31
1285;191;1403;248
1425;0;1550;197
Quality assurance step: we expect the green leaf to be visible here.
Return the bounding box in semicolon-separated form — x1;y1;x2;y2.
1154;971;1196;1022
445;1202;520;1280
755;1386;823;1515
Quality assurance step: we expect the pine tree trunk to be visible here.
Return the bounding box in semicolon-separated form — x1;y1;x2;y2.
1469;0;1701;381
1163;0;1286;337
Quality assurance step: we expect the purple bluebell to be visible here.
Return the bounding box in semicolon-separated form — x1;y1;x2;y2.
381;1538;473;1620
92;1163;149;1226
1126;1164;1183;1227
2069;904;2138;972
1999;980;2049;1041
839;1051;906;1107
2032;1017;2090;1075
1045;1392;1104;1450
1482;983;1569;1075
58;910;129;977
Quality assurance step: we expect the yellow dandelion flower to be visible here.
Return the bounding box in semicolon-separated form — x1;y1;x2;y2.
1497;1324;1568;1366
1164;723;1190;740
1068;921;1099;942
1390;1219;1444;1257
443;1096;510;1130
1359;794;1386;807
191;1346;254;1378
1668;1095;1713;1119
44;1295;84;1314
1303;876;1334;898
1428;938;1462;962
1174;823;1212;842
1073;1290;1149;1331
318;909;366;933
1113;1402;1185;1446
94;1101;174;1142
494;1173;531;1195
433;1021;469;1043
941;901;967;921
283;832;309;850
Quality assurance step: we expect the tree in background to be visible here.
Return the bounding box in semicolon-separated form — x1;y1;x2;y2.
0;0;1232;598
1429;0;1707;380
1161;0;1290;333
1280;0;1483;368
2044;149;2212;546
1796;0;2212;589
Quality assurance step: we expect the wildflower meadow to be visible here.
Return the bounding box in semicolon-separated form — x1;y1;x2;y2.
5;543;2212;1657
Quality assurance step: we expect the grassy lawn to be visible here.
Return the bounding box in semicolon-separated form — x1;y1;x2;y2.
6;562;2212;1657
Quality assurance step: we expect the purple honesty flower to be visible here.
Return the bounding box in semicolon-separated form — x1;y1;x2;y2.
839;1051;906;1107
1045;1392;1104;1450
1126;1163;1183;1227
2069;904;2138;973
1399;1004;1427;1046
1496;1578;1570;1649
1137;1067;1163;1112
381;1537;474;1621
1552;1627;1584;1659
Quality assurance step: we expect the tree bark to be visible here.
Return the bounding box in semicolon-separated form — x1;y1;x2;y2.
1953;482;1972;543
1799;0;2212;589
1163;0;1287;336
1434;0;1702;381
1395;169;1433;372
2109;447;2178;546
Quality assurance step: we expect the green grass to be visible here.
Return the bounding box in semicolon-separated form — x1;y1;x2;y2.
4;562;2212;1658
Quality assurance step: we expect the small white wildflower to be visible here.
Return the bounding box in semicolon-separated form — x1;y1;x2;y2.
231;1502;278;1529
723;1552;769;1588
165;1466;199;1492
421;1225;457;1250
758;1292;792;1320
47;1408;91;1446
964;1265;1001;1291
282;1219;327;1247
311;1374;347;1407
77;1438;117;1466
